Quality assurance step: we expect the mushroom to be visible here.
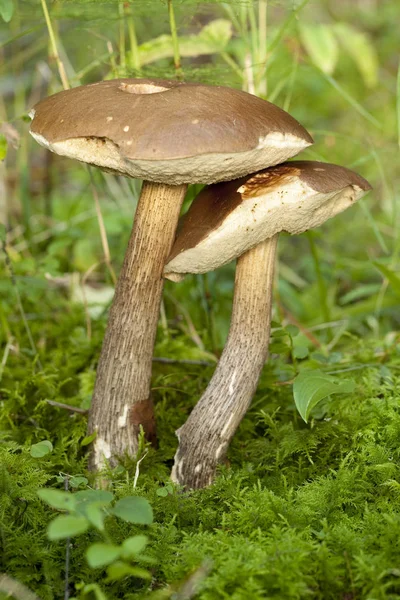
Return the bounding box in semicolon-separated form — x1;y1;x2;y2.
165;161;372;488
29;78;312;470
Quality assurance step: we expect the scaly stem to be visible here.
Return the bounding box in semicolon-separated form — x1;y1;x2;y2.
88;182;187;470
172;235;278;489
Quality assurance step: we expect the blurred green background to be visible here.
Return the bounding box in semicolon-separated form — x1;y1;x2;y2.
1;1;400;599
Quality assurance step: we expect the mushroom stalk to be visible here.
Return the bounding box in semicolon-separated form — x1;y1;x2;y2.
171;233;278;488
88;182;187;470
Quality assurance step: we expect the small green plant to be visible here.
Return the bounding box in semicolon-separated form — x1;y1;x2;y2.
30;440;53;458
38;487;154;598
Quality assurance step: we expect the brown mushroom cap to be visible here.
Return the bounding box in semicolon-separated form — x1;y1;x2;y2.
29;78;313;185
164;160;372;278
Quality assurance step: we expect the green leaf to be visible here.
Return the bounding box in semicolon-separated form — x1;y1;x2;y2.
333;23;378;88
139;19;232;66
121;535;148;557
75;489;114;506
0;0;14;22
47;515;89;540
106;561;151;582
373;262;400;298
285;325;300;338
85;503;105;531
298;23;338;75
30;440;53;458
293;370;356;423
81;431;97;446
77;583;107;600
269;341;290;354
156;487;168;497
86;543;121;568
112;497;153;525
293;345;309;360
69;476;89;488
0;134;7;160
37;489;77;512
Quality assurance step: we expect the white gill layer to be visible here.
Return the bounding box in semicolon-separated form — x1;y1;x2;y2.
165;179;365;276
29;130;310;185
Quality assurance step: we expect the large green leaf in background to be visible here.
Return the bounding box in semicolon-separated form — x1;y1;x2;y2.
0;0;14;22
139;19;232;66
293;370;356;423
298;23;339;75
333;22;379;88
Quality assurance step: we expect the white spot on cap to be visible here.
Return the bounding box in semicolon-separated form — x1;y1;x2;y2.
192;119;199;124
28;109;35;120
123;125;130;132
126;140;132;146
106;116;113;122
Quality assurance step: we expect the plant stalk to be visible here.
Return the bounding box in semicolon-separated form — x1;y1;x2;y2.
40;0;69;89
167;0;182;76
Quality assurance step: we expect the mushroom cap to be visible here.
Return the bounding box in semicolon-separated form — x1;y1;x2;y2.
164;161;372;279
29;78;313;185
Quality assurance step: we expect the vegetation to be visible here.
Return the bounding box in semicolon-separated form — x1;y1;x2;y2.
1;0;400;598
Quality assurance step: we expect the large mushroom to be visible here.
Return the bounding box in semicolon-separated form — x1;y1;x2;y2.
165;161;372;488
29;78;312;470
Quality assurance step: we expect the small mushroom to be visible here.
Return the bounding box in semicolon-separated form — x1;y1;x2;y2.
29;78;312;470
165;161;372;488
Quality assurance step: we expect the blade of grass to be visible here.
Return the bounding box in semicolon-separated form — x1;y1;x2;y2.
168;0;182;76
306;231;331;331
397;59;400;148
40;0;69;89
357;199;389;255
1;239;43;371
125;3;141;72
118;1;126;72
322;73;381;128
88;169;117;286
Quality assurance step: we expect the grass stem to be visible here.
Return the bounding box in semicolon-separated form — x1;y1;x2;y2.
40;0;69;89
168;0;182;76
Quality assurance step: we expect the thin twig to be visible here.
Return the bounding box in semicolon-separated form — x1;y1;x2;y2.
0;338;15;383
0;574;40;600
133;451;148;488
153;357;215;366
46;400;88;414
175;559;213;600
81;261;102;340
64;476;71;600
88;169;117;285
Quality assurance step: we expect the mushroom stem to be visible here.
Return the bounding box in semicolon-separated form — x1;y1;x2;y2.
171;233;278;488
88;181;187;470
